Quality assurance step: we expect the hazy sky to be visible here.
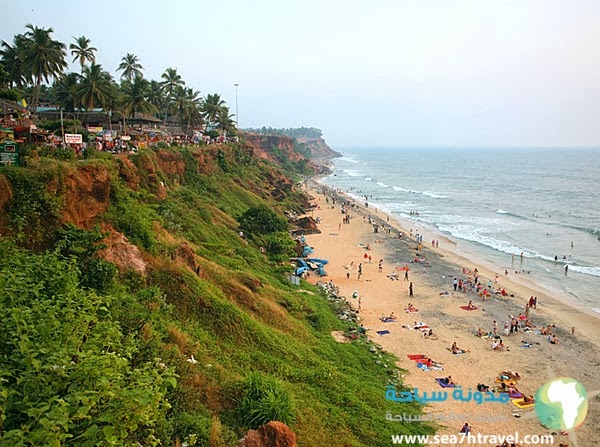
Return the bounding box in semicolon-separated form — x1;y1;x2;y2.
4;0;600;148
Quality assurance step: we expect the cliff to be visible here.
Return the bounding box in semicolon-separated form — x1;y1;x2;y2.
296;136;340;161
0;140;427;446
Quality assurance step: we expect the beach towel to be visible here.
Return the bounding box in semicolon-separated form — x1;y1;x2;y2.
460;305;478;311
511;398;534;409
376;330;390;336
416;363;431;372
495;378;517;386
435;378;456;388
407;354;427;360
404;308;419;313
501;391;524;399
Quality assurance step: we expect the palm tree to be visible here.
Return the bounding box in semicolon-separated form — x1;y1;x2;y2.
120;75;156;118
215;107;236;139
117;53;143;82
69;35;97;74
0;63;9;89
21;24;68;111
203;93;227;129
160;67;185;124
0;34;28;88
76;63;113;110
147;80;165;120
172;86;203;133
53;72;80;112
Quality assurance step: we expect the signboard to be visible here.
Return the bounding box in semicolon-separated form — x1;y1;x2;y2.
121;135;131;141
65;133;83;144
102;130;115;141
0;138;19;166
88;126;103;133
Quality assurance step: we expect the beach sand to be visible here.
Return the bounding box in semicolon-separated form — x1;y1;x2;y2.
302;184;600;446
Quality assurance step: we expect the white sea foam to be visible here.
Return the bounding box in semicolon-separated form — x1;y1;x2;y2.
569;265;600;277
390;185;446;199
422;191;447;199
376;181;391;188
496;209;509;214
343;169;362;177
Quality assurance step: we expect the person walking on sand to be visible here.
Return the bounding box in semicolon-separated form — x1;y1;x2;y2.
378;259;383;272
358;263;363;280
404;268;409;281
409;282;414;297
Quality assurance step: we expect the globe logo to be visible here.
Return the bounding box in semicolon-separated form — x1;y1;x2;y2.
534;377;588;430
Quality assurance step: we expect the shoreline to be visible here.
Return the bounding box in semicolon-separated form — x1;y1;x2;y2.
302;180;600;445
316;178;600;345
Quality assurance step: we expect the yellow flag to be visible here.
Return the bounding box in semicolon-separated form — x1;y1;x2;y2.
20;98;27;108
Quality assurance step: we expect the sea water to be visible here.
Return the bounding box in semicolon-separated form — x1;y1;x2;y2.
321;147;600;314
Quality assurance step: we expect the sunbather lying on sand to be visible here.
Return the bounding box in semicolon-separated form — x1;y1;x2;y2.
405;303;418;312
491;339;509;351
501;371;521;380
423;329;438;340
439;375;454;386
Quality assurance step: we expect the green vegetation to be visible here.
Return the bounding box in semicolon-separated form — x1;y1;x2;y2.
0;138;432;445
244;126;323;139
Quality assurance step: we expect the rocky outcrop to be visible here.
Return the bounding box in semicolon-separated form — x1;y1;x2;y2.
98;228;148;274
294;216;320;235
237;421;297;447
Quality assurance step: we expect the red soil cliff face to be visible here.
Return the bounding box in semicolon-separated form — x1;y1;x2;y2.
0;174;13;235
243;134;303;164
59;164;111;230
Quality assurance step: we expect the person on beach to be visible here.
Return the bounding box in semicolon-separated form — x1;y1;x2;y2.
357;263;363;279
451;341;470;354
409;282;414;297
378;259;383;272
440;375;454;386
404;268;409;281
459;422;472;434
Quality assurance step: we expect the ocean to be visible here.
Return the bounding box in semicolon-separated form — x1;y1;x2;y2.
321;147;600;314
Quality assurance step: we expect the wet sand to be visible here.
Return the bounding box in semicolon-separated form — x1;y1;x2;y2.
303;184;600;446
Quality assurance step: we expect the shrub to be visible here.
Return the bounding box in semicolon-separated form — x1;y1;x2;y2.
235;372;295;429
238;205;288;235
263;231;295;262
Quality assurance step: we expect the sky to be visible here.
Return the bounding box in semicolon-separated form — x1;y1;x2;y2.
3;0;600;149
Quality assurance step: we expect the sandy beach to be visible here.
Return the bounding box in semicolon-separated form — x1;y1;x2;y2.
303;183;600;447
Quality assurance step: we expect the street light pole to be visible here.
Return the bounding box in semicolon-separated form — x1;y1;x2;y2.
233;83;239;128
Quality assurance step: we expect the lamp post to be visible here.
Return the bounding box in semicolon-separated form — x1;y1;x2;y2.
233;83;239;128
